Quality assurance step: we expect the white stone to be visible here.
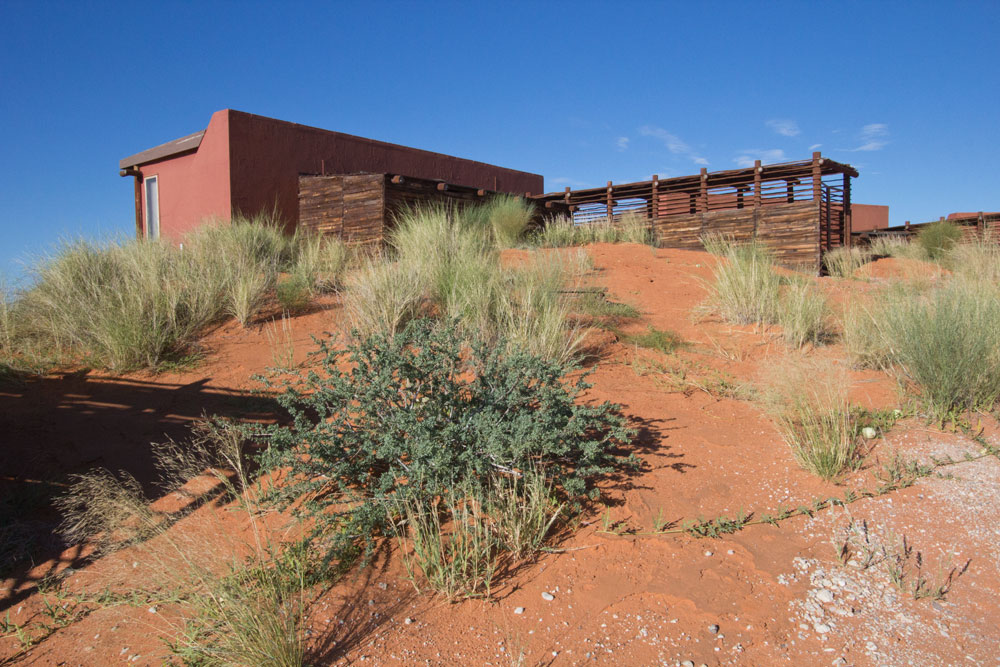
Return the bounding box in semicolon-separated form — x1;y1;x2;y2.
541;591;555;601
514;607;525;615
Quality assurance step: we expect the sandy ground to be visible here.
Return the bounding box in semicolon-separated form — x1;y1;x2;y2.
3;245;999;666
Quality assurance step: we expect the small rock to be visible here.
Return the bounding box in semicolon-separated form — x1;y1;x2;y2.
378;582;387;590
814;622;831;634
816;589;835;603
148;606;158;613
541;591;555;601
681;661;695;667
514;607;525;615
404;617;414;625
727;549;735;555
704;550;713;557
862;426;878;439
708;624;720;634
932;601;944;611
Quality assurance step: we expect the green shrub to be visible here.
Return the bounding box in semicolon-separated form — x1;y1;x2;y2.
823;246;873;278
620;326;684;354
705;239;781;325
257;319;636;564
917;220;964;260
777;279;832;348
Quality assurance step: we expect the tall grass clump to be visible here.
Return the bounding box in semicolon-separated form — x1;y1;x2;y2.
467;195;535;248
777;278;832;348
16;239;227;370
342;255;423;338
846;278;1000;421
57;420;308;665
823;246;873;278
186;216;289;326
705;239;781;325
868;234;927;261
533;213;653;247
289;232;349;294
945;231;1000;284
761;356;865;480
917;220;964;260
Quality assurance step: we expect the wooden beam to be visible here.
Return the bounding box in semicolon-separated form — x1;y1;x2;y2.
476;189;486;196
843;171;852;247
651;174;659;219
134;172;143;238
436;182;448;192
698;168;708;213
391;175;405;184
812;151;822;202
606;181;613;221
753;160;762;209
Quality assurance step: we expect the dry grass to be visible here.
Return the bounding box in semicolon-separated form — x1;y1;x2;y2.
823;246;873;278
704;239;780;326
760;356;865;480
56;420;308;665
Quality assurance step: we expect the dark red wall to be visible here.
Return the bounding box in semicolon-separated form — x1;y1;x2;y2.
225;110;543;231
852;204;889;232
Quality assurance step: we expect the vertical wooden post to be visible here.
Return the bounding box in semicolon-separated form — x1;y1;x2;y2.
812;151;822;202
698;168;708;213
753;160;762;209
564;186;571;204
651;175;659;220
606;181;613;222
134;173;143;238
977;211;985;238
843;172;852;248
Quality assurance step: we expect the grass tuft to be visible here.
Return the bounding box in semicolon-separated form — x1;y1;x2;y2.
823;246;872;278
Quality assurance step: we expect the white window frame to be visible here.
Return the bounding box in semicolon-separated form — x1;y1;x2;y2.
144;175;160;240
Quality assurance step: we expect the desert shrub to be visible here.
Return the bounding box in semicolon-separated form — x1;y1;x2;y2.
574;291;642;321
823;246;873;278
705;239;781;325
256;319;635;564
777;279;832;348
700;232;740;256
917;220;964;260
865;279;1000;421
761;357;865;480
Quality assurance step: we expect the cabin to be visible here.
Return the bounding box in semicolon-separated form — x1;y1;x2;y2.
119;109;544;241
533;152;859;274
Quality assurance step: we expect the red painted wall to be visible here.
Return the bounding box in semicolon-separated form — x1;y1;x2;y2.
137;110;232;241
851;204;889;232
225;110;544;232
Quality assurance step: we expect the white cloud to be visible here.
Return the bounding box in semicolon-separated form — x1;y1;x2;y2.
732;148;786;168
639;125;708;166
809;143;822;150
848;123;889;151
766;119;800;137
615;136;629;152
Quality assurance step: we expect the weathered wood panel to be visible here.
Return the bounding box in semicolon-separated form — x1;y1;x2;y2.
651;200;821;273
298;174;385;245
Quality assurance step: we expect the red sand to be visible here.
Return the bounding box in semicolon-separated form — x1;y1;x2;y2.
3;245;999;666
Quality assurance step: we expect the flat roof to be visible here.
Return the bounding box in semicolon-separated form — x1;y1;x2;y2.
120;130;205;169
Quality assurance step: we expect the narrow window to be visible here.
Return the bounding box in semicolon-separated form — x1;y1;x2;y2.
144;175;160;239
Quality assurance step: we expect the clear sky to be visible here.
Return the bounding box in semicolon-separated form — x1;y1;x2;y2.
1;1;998;282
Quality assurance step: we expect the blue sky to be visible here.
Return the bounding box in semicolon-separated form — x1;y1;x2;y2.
1;1;998;282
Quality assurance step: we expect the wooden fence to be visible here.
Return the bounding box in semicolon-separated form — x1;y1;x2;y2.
532;152;857;273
